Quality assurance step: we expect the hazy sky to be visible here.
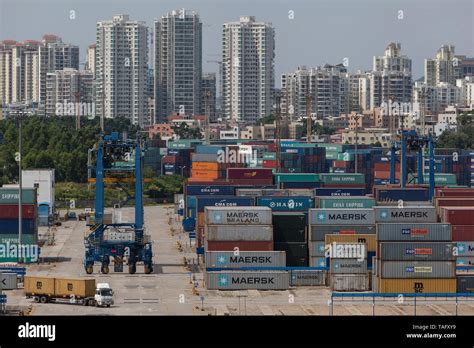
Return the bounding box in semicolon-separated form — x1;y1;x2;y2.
1;0;473;85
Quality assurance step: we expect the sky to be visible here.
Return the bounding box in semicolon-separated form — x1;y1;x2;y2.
0;0;473;86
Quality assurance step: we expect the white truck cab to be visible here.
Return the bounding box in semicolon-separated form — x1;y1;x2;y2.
95;283;114;307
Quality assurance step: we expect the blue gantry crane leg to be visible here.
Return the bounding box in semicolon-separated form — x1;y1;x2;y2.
83;132;153;274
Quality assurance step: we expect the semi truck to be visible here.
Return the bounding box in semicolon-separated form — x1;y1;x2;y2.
24;276;114;307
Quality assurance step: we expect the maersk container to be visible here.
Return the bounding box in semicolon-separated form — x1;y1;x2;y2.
0;219;37;235
456;241;474;256
456;257;474;266
457;276;474;293
325;235;375;253
309;241;326;257
290;270;326;286
205;251;286;268
205;225;273;241
330;274;369;291
376;223;452;241
310;257;328;268
204;206;272;225
0;188;37;205
379;242;456;261
379;261;456;278
330;259;367;274
186;185;235;196
310;225;376;241
378;278;456;294
205;271;290;290
309;209;375;225
272;212;307;243
316;197;375;209
197;196;254;212
257;197;314;211
320;173;365;185
374;206;437;223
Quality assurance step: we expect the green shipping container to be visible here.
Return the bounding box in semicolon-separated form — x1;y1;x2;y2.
320;173;365;184
274;173;321;183
317;143;347;152
0;234;36;245
325;151;339;160
317;197;375;209
408;174;457;185
263;152;276;160
0;188;37;205
337;152;355;161
167;140;201;149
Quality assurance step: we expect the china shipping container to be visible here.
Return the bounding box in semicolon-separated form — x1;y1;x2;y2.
196;196;254;212
310;225;376;241
256;197;314;211
441;207;474;225
378;242;456;261
376;223;452;241
204;251;286;268
457;276;474;293
373;206;437;223
205;225;273;241
272;212;307;243
315;197;375;209
320;173;365;185
379;261;456;278
376;278;456;293
0;188;37;205
330;259;368;274
290;270;326;286
273;242;308;267
204;206;272;225
309;209;375;225
452;225;474;241
205;240;274;252
325;234;376;252
330;274;369;291
205;271;290;290
0;234;36;245
274;173;320;184
0;204;37;219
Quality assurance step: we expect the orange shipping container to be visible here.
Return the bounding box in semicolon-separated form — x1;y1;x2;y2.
374;171;400;180
192;162;219;171
191;170;219;180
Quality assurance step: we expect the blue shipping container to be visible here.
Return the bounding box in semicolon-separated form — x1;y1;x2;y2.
197;196;254;212
314;188;366;197
378;189;428;201
0;219;36;234
186;185;235;196
257;197;314;211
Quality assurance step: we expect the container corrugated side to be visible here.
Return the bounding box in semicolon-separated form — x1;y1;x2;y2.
378;278;456;293
379;242;456;261
310;257;328;268
235;188;263;197
330;274;369;291
373;206;437;223
376;223;452;241
205;225;273;241
0;273;18;290
309;241;326;257
316;197;375;209
330;259;368;274
379;261;456;278
457;276;474;293
204;206;272;225
205;240;274;251
205;251;286;268
309;209;375;225
310;225;376;241
205;271;289;290
290;270;326;286
0;188;37;205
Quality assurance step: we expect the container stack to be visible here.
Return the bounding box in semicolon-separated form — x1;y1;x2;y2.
374;221;456;294
424;152;472;187
441;207;474;267
257;196;314;267
279;146;327;173
319;173;366;190
274;173;321;189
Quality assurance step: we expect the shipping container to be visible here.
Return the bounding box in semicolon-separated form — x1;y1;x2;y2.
257;197;314;211
55;278;96;298
197;196;254;212
274;173;320;183
204;206;272;225
325;235;376;252
281;182;321;189
186;185;235;196
205;251;286;268
456;257;474;266
0;204;37;219
205;271;289;290
0;188;37;205
287;189;315;197
316;197;375;209
375;187;428;202
310;257;328;268
309;209;375;225
377;278;456;294
21;170;55;213
0;273;18;290
457;276;474;293
452;225;474;241
379;242;456;261
274;242;308;267
330;259;368;274
190;170;219;180
235;188;263;197
309;241;326;257
272;212;307;243
227;168;273;180
310;225;376;241
205;240;274;252
456;241;474;256
0;234;36;245
330;274;369;291
320;173;365;185
0;219;37;235
192;162;219;171
442;207;474;225
290;270;326;286
379;261;456;278
373;206;437;223
435;188;474;197
205;225;273;241
434;198;474;216
191;153;218;162
376;223;452;241
24;276;55;295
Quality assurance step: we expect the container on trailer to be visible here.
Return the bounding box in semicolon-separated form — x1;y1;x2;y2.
205;225;273;241
379;261;456;278
205;271;289;290
309;209;375;225
377;278;456;294
24;276;55;295
54;278;96;298
373;206;437;223
457;276;474;293
205;251;286;268
205;240;274;252
310;225;376;241
378;242;456;261
316;197;375;209
376;223;452;241
272;212;307;243
330;274;369;291
0;188;37;205
330;259;368;274
290;270;326;286
256;197;314;211
204;206;272;225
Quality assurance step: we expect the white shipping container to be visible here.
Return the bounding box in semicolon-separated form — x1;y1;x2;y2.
331;274;369;291
309;209;375;225
374;206;437;223
22;169;55;214
205;251;286;268
205;271;289;290
204;206;272;225
290;270;326;286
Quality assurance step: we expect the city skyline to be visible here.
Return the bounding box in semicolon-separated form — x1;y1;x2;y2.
1;0;473;86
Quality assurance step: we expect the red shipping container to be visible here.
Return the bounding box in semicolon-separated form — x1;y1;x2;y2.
452;225;474;241
227;168;273;180
162;155;176;164
435;198;474;216
374;171;400;180
442;207;474;225
333;160;349;168
263;160;276;168
205;240;273;251
435;188;474;198
228;179;273;185
0;204;37;219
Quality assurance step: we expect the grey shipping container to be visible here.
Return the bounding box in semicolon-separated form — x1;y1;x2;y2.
205;225;273;241
377;223;452;241
457;276;474;293
0;273;18;290
205;271;290;290
379;261;456;278
204;206;272;225
287;189;315;197
457;241;474;257
309;209;375;225
290;270;326;286
379;242;456;261
330;274;369;291
310;257;328;268
309;241;326;257
374;206;437;223
310;225;376;241
192;153;218;162
330;259;368;274
235;188;264;197
205;251;286;268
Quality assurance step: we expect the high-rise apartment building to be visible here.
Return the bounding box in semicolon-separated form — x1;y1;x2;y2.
96;15;149;126
201;73;216;121
222;16;275;123
154;9;202;123
85;44;96;78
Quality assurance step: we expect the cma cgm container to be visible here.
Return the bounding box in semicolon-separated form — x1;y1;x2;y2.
197;196;254;212
205;225;273;241
290;270;326;286
378;242;456;261
186;185;235;196
309;209;375;225
205;271;290;290
315;197;375;209
205;251;286;268
373;206;437;223
205;240;273;251
314;188;366;197
310;225;376;241
379;261;455;278
204;206;272;225
377;223;452;241
256;197;314;211
272;212;307;243
377;278;456;293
